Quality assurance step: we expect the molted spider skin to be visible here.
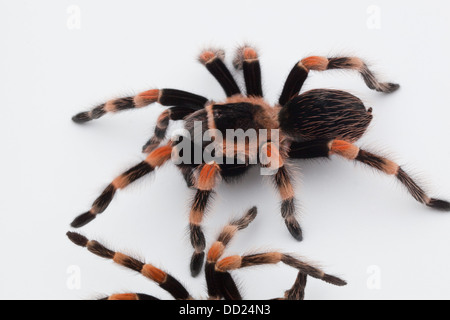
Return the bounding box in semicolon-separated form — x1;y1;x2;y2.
70;44;450;277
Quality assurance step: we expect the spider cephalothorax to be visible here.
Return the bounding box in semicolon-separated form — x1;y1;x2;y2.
67;207;347;300
70;44;450;277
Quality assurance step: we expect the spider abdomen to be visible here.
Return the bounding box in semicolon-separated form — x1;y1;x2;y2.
279;89;372;142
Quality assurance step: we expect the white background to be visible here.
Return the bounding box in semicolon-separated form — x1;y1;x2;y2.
1;0;450;300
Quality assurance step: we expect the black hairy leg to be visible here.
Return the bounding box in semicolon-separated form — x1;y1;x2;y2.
261;142;303;241
71;144;173;228
141;109;171;153
72;88;208;124
284;272;308;300
330;140;450;210
72;87;208;154
66;232;191;300
233;44;263;97
279;56;400;105
141;89;210;153
274;166;303;241
206;207;346;300
216;252;347;285
198;48;241;97
189;162;221;277
290;139;450;211
288;139;333;159
206;206;258;300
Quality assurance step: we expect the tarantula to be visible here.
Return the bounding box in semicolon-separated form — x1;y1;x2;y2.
67;207;346;300
70;44;450;277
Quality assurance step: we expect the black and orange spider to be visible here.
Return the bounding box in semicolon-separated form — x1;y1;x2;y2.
67;207;346;300
70;44;450;277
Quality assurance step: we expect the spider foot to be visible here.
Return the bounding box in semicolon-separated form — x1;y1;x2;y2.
71;212;96;228
190;251;205;277
322;274;348;287
72;112;92;124
285;217;303;241
427;198;450;211
378;82;400;93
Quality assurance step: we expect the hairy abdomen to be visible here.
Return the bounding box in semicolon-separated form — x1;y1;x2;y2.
278;89;372;142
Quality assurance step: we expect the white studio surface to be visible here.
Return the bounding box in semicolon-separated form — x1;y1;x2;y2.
1;0;450;300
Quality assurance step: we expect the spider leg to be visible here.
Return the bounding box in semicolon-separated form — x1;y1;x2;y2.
142;102;214;154
206;206;258;300
141;109;171;153
233;44;263;97
275;166;303;241
100;293;160;301
329;140;450;211
141;90;211;153
261;142;303;241
288;139;333;159
66;232;191;300
290;139;450;210
279;56;400;105
72;88;208;124
215;252;346;291
70;144;173;228
283;272;308;300
188;162;221;277
198;48;241;97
